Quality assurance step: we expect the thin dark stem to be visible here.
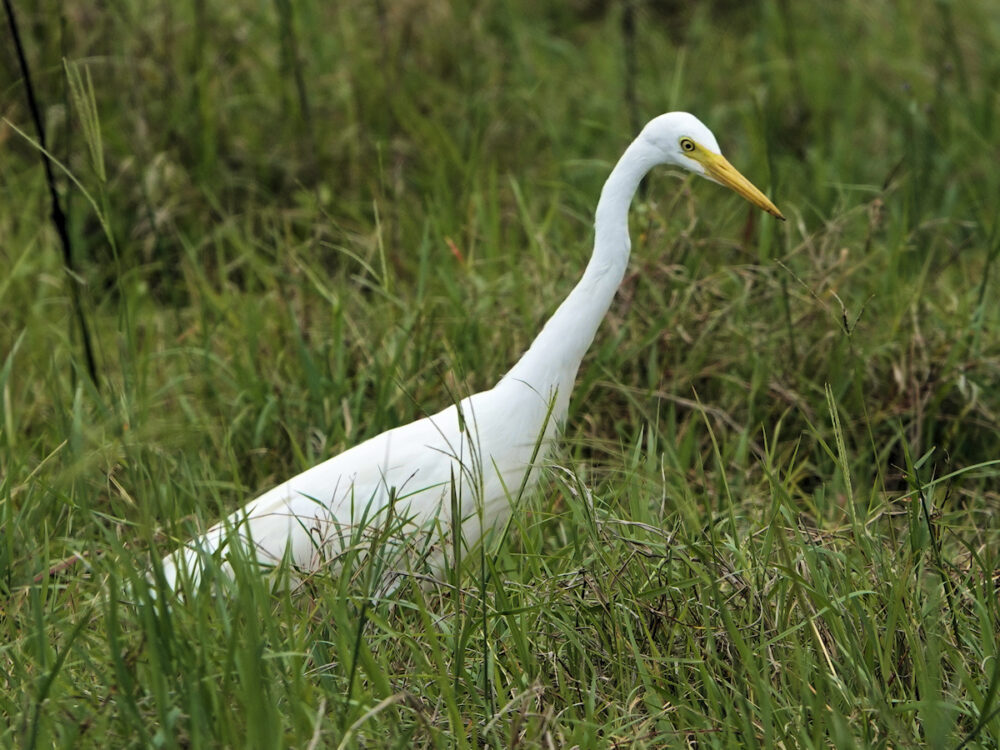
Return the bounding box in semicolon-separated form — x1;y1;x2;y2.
780;275;798;370
4;0;99;388
273;0;318;180
621;0;640;137
274;0;312;127
621;1;648;202
914;475;962;647
621;1;650;196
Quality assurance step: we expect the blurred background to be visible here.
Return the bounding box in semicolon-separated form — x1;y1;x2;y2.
2;1;999;745
3;0;997;516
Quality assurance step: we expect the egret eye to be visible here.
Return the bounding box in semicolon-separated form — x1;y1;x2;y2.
679;137;696;153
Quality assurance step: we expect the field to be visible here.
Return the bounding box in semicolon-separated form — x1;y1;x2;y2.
3;1;1000;747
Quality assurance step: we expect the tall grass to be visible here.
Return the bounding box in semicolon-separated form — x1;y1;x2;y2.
2;0;999;746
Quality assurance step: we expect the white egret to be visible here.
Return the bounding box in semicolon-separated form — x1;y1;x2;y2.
157;112;783;593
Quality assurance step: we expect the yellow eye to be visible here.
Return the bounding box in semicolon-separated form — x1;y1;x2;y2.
679;137;696;153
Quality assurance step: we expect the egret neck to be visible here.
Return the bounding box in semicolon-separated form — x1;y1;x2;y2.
502;138;659;413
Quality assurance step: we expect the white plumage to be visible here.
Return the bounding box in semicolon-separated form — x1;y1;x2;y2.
157;112;783;593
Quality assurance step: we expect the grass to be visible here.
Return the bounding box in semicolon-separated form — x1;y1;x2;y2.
2;0;1000;746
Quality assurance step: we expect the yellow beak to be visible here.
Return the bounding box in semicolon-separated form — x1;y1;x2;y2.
693;149;785;220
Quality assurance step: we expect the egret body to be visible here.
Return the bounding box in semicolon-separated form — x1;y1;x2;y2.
158;113;783;592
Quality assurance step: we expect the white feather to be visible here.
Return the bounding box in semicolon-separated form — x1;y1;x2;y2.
157;112;780;593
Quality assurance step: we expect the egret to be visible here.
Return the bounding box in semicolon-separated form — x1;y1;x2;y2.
157;112;783;593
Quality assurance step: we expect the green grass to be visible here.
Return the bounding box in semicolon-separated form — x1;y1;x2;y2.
3;0;1000;746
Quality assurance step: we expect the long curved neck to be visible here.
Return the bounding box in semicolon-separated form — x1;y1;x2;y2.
502;137;658;398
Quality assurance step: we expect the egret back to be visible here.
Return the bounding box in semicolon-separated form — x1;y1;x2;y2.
158;377;560;590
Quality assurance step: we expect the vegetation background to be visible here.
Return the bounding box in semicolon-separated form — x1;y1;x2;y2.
2;0;999;747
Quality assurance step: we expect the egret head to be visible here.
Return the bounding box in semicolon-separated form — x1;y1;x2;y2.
639;112;785;220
